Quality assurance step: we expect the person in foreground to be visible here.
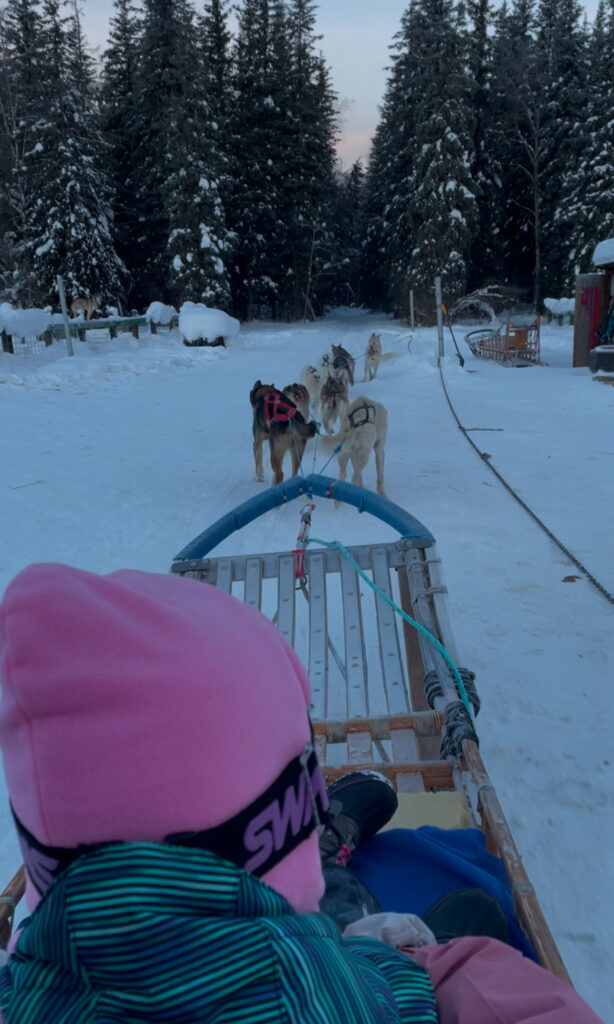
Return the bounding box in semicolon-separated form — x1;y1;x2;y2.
0;564;604;1023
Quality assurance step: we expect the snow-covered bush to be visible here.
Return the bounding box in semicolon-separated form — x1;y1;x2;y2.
145;302;177;326
544;298;574;323
0;304;52;338
543;298;574;316
179;302;240;347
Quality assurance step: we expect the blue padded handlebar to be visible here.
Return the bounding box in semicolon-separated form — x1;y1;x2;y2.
172;474;434;566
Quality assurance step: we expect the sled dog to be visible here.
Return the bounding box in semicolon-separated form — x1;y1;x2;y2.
320;374;349;434
364;333;400;381
282;382;310;422
331;343;355;387
71;294;102;320
250;380;317;485
299;365;323;416
318;352;334;379
319;395;388;497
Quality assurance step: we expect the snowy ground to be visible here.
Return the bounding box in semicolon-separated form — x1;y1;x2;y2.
0;309;612;1018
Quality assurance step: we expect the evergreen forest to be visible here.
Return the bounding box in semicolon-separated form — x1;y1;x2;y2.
0;0;612;320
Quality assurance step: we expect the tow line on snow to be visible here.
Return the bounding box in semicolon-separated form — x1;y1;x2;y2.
437;362;614;608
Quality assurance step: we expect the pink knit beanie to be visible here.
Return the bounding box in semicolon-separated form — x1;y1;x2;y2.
0;563;326;914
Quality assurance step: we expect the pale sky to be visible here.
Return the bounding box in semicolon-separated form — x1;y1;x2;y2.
82;0;601;169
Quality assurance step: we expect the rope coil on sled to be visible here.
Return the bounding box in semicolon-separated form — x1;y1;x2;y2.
424;667;481;717
439;702;480;759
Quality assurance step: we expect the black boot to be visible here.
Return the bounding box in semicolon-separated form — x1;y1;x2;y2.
319;770;399;864
422;887;510;944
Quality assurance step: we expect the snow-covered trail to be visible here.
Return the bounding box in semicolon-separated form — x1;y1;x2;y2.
0;309;612;1016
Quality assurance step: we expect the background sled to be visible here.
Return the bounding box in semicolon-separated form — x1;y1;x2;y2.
466;315;541;365
0;473;568;985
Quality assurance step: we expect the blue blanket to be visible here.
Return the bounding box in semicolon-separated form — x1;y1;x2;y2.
349;826;537;960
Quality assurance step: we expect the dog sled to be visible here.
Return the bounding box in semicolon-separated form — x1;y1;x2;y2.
466;315;541;365
0;474;568;986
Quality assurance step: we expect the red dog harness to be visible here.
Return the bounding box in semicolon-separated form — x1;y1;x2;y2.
264;391;297;423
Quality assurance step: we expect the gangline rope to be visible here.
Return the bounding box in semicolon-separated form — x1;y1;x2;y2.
437;360;614;607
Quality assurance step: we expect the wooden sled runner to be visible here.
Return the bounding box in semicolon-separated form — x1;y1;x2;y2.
0;473;569;986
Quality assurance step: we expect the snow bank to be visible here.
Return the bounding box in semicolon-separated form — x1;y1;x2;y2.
593;237;614;267
0;304;51;338
543;297;574;316
145;302;177;326
179;302;240;346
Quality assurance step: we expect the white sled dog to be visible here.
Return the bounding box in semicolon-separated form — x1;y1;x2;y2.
363;332;398;381
319;395;388;497
299;364;323;416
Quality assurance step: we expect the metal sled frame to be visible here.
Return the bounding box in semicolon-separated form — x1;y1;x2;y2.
0;474;568;985
171;473;568;981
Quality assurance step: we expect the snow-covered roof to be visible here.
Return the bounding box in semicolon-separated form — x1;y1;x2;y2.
593;238;614;267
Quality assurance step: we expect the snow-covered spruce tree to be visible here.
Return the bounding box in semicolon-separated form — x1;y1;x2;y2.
226;0;290;319
282;0;338;319
326;160;366;309
226;0;337;320
489;0;559;306
532;0;588;297
362;50;413;314
462;0;506;288
365;0;479;313
14;0;124;307
556;0;613;282
199;0;233;124
100;0;142;305
0;0;50;303
131;0;231;309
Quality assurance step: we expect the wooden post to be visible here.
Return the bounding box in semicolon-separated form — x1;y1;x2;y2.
56;275;74;356
1;329;14;354
435;277;444;361
573;273;608;366
409;289;415;334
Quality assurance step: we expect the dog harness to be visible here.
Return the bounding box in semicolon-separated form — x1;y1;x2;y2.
264;391;297;423
347;402;376;430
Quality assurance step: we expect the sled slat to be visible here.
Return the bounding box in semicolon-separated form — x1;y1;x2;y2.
391;726;420;763
308;552;327;721
314;731;327;766
277;555;295;647
396;771;426;794
215;559;233;593
347;729;373;764
340;556;368;721
371;547;410;716
244;558;262;611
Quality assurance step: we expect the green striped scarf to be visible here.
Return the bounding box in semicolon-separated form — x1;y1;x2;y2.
0;842;438;1023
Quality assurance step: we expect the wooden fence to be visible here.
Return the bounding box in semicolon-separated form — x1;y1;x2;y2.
1;315;179;357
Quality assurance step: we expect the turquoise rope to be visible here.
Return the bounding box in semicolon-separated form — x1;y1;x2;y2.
307;537;473;718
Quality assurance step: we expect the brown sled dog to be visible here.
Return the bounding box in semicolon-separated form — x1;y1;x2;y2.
364;332;398;381
282;382;310;422
320;374;349;434
319;395;388;497
250;380;317;484
331;343;355;387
